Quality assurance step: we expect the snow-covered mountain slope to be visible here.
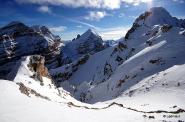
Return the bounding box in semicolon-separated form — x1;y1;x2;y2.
0;22;62;79
3;54;183;122
59;26;185;104
60;29;105;63
50;7;185;105
1;78;185;122
86;26;185;103
10;55;73;102
50;40;134;100
111;63;185;110
1;79;185;122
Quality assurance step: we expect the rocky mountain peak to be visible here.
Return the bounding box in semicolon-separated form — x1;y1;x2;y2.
125;7;185;39
134;7;185;27
6;21;25;27
79;28;99;41
60;29;104;64
0;21;30;36
31;25;50;34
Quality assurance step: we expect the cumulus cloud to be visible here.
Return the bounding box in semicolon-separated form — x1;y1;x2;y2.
85;11;109;21
50;26;67;32
16;0;152;9
38;6;51;13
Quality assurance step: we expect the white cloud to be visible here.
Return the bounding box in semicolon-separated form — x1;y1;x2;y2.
176;15;185;19
16;0;153;9
69;19;100;29
172;0;184;3
98;26;130;40
60;26;130;40
50;26;67;32
85;11;109;21
38;6;51;13
51;13;100;29
129;15;137;19
76;25;83;28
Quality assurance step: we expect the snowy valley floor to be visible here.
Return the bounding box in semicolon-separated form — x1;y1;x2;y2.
0;80;185;122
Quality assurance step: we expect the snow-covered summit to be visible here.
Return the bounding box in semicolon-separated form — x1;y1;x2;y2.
31;25;61;41
125;7;185;39
60;29;104;63
6;21;24;27
78;29;99;41
135;7;185;27
0;21;30;36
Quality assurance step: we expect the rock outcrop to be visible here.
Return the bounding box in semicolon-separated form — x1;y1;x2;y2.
28;55;50;84
161;24;172;33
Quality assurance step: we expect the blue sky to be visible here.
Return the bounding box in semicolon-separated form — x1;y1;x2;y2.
0;0;185;40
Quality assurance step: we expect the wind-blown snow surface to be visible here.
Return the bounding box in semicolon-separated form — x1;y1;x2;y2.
1;80;185;122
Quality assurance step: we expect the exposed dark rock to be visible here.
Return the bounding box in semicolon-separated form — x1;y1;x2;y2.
125;23;140;40
149;57;165;65
17;82;50;100
76;34;81;39
148;116;155;119
161;24;172;33
104;62;113;77
52;54;90;82
146;40;153;46
117;75;129;87
118;42;127;50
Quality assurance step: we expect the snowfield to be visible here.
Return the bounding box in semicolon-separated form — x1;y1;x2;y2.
0;79;185;122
